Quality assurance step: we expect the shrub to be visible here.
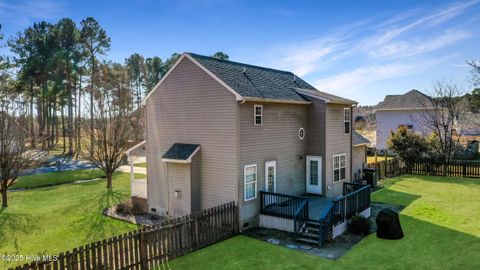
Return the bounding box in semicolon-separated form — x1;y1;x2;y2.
116;200;142;216
349;215;371;236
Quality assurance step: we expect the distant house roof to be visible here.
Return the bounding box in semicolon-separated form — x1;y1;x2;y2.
353;131;370;146
143;53;356;105
161;143;200;163
376;90;433;111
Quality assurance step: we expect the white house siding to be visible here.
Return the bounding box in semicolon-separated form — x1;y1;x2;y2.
376;110;430;149
145;57;239;216
238;101;308;228
325;104;352;198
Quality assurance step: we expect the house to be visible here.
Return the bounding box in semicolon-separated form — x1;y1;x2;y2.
138;52;369;237
375;90;433;150
352;131;370;180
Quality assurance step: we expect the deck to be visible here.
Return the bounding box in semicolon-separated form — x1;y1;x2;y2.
303;194;332;220
259;192;332;221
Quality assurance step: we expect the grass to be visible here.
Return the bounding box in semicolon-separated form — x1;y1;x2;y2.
169;175;480;270
0;172;144;269
135;162;147;168
13;169;105;189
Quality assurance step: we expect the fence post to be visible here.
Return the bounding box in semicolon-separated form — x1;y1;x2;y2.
139;229;149;270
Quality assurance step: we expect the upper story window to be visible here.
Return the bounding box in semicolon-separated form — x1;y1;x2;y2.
254;105;263;125
333;153;346;182
344;108;351;133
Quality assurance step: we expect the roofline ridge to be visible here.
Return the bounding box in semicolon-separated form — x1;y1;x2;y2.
186;52;296;75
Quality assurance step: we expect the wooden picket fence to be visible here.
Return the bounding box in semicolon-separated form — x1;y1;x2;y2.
10;201;239;270
366;158;402;179
406;160;480;178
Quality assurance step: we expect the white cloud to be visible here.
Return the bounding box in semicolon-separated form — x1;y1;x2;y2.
0;0;65;26
370;29;471;59
313;63;417;95
260;0;478;103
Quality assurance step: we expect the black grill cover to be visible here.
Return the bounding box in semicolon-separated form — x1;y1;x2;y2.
376;208;404;240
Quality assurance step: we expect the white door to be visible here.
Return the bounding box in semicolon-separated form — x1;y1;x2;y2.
265;161;276;193
306;156;322;194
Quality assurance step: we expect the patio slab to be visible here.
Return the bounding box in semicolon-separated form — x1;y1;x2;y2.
244;201;404;260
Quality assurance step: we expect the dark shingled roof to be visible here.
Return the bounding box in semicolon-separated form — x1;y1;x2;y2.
162;143;200;161
376;90;433;110
188;53;316;102
295;88;357;104
353;131;370;146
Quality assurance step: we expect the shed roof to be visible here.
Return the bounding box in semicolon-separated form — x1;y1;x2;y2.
353;131;370;146
162;143;200;163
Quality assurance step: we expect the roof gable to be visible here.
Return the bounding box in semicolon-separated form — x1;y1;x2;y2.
376;90;433;111
188;53;314;102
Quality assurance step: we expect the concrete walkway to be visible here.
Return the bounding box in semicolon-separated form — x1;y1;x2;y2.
118;165;147;175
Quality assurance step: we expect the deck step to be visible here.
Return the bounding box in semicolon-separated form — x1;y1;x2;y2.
304;227;319;232
300;232;320;239
296;237;319;244
305;221;320;227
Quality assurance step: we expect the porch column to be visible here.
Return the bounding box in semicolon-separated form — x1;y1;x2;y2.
129;155;135;194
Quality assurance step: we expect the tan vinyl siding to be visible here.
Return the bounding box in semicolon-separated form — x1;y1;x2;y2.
145;57;238;215
166;163;191;216
238;102;308;227
190;152;201;212
305;97;327;194
325;103;352;198
352;145;367;180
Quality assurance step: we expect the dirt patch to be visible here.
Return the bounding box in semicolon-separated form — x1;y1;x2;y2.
243;202;404;260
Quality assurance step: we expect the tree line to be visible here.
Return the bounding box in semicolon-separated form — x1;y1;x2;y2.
1;18;229;155
0;18;229;207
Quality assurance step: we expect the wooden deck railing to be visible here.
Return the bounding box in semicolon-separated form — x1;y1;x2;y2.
10;202;238;270
260;191;309;234
318;182;371;246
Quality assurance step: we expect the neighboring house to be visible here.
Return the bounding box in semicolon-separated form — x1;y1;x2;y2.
375;90;433;150
352;131;370;180
140;52;358;231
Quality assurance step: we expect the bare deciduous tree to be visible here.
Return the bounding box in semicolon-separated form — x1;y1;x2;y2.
82;63;141;189
0;97;38;208
419;80;468;166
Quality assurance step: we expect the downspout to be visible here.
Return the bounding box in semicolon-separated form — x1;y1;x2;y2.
237;97;244;231
351;104;356;182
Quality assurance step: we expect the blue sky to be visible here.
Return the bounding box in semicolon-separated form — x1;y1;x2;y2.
1;0;479;105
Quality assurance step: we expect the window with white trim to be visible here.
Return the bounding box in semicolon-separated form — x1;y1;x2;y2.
254;105;263;125
344;108;351;133
333;154;346;182
244;164;257;201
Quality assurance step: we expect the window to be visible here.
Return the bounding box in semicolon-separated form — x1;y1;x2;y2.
298;127;305;140
344;108;351;133
244;164;257;201
333;154;346;182
254;105;263;125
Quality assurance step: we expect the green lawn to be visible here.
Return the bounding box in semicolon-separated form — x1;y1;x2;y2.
0;172;143;269
13;169;105;189
169;175;480;270
135;162;147;168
